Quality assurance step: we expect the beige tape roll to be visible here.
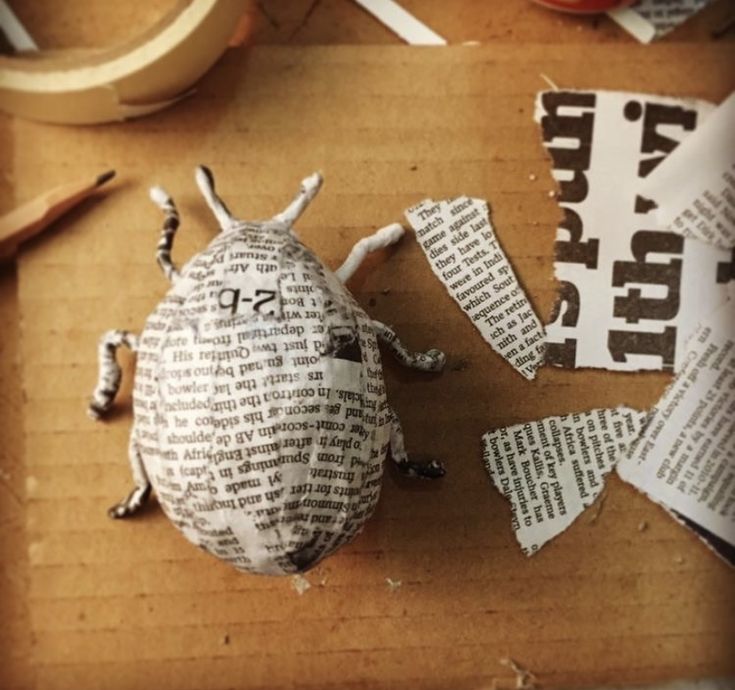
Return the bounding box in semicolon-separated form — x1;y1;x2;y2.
0;0;253;125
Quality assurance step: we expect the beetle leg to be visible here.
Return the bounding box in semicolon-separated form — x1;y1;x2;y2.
149;185;181;282
195;165;236;231
87;330;138;420
273;172;323;227
336;223;405;283
389;410;445;479
108;434;152;519
373;320;446;372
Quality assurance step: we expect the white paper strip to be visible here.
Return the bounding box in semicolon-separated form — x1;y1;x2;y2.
0;0;37;51
352;0;446;45
641;91;735;250
608;7;657;43
483;407;646;555
535;89;735;373
405;197;545;380
617;300;735;548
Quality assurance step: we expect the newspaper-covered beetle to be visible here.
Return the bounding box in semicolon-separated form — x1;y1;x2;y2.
88;167;446;575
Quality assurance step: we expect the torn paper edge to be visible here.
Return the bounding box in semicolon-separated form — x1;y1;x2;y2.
670;509;735;567
405;197;546;380
535;89;734;374
483;406;646;555
352;0;447;45
640;91;735;251
616;299;735;557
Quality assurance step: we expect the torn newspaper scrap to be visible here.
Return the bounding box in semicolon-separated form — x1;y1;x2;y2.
617;300;735;552
641;91;735;251
405;197;545;380
483;407;646;555
609;0;713;43
536;89;735;373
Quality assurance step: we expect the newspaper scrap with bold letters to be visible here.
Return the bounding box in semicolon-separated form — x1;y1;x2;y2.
405;197;545;380
535;89;735;373
641;91;735;251
617;300;735;555
483;407;646;555
609;0;713;43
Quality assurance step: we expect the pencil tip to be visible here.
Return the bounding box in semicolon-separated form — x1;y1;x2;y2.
96;170;116;187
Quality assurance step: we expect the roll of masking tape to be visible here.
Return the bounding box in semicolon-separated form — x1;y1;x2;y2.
0;0;254;125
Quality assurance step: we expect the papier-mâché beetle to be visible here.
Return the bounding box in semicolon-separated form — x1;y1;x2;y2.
88;167;446;575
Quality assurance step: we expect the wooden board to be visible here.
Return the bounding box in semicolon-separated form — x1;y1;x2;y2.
7;43;734;690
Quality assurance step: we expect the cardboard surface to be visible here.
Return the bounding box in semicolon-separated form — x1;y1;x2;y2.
0;110;33;690
7;43;735;690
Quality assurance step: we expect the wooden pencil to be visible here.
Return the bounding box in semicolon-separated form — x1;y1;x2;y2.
0;170;115;260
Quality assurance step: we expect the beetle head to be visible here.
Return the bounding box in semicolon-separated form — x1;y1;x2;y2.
195;165;322;239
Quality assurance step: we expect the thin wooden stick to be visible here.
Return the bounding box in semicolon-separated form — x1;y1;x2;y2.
0;170;115;260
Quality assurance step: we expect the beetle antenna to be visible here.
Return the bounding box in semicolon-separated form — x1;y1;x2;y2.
273;172;323;227
195;165;235;230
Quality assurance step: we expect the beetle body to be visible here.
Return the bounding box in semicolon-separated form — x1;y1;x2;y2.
89;168;445;575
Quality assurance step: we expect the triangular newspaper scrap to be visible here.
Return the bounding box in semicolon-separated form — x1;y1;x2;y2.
617;300;735;559
534;89;734;374
405;197;545;380
640;91;735;251
483;407;646;556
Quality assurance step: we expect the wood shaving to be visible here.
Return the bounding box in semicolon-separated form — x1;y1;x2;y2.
638;520;648;532
499;657;537;690
386;577;402;592
313;566;330;587
539;72;559;91
291;574;311;595
588;491;607;524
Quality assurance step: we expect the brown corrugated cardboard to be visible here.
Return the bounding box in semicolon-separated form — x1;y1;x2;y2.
5;39;735;690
